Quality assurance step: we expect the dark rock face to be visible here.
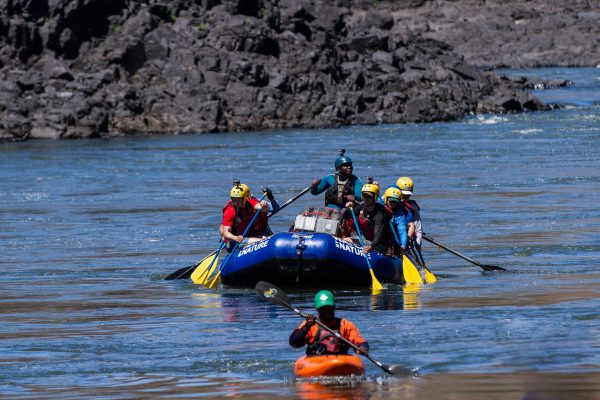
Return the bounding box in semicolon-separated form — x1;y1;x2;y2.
0;0;585;140
395;0;600;68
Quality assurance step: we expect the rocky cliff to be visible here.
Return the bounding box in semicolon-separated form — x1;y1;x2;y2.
2;0;593;141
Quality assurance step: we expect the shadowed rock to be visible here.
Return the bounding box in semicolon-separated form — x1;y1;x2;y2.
1;0;592;140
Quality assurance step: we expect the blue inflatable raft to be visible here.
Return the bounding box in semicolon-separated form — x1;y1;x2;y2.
219;232;405;287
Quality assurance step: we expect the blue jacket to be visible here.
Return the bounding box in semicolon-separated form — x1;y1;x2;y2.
390;208;409;248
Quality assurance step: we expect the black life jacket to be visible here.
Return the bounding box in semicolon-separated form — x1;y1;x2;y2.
307;318;349;355
355;203;391;240
324;173;358;208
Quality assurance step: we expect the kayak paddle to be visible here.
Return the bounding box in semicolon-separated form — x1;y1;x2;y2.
422;233;507;271
255;281;413;377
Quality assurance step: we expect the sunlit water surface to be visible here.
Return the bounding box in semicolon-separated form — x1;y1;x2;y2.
1;68;599;399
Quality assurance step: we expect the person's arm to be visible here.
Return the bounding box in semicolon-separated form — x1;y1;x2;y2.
310;175;331;195
409;202;422;247
394;214;408;249
341;319;369;355
253;200;269;213
222;225;242;243
353;177;363;202
368;210;386;250
289;315;315;348
407;221;415;240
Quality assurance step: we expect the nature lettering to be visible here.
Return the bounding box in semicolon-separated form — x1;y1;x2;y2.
333;237;372;259
237;239;270;257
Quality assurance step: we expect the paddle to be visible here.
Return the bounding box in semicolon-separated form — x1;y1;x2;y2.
164;250;217;280
406;239;436;284
191;241;226;285
267;185;313;218
422;233;507;271
350;208;384;294
204;192;268;289
166;186;311;280
388;220;423;284
255;281;412;377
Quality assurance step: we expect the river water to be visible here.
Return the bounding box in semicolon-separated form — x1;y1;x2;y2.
1;68;599;399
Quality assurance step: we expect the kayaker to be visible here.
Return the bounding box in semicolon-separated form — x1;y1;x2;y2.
221;181;269;247
382;186;414;255
310;149;363;209
342;179;393;254
397;177;423;251
289;290;369;356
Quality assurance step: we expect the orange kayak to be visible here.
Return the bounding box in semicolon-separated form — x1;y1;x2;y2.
293;355;365;377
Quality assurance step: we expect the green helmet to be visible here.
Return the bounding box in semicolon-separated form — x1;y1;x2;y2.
314;290;335;309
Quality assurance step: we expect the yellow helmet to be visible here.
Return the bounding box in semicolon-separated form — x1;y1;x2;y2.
383;187;402;204
396;177;414;195
361;182;380;199
230;182;250;200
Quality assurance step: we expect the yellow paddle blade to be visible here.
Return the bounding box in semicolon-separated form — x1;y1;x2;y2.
204;271;221;289
424;267;437;284
191;251;219;284
369;268;383;294
402;255;424;284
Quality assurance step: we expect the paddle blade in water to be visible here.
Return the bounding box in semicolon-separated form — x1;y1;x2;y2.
386;364;416;377
402;255;423;284
164;264;196;280
424;266;437;283
204;271;221;289
191;251;219;284
369;269;383;294
480;264;507;272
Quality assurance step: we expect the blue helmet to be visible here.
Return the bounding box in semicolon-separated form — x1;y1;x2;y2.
334;149;352;170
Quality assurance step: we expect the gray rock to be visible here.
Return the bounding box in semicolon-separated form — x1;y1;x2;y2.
3;0;588;141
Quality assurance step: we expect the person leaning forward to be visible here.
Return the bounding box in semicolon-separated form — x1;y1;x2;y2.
289;290;369;356
221;182;269;247
310;149;363;209
342;179;393;254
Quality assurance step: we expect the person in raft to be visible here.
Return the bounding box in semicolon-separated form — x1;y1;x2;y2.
396;177;423;251
221;181;269;249
289;290;369;356
310;149;363;209
341;178;393;254
382;186;414;255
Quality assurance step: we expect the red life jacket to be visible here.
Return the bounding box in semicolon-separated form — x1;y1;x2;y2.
223;198;267;236
307;318;349;355
403;199;420;215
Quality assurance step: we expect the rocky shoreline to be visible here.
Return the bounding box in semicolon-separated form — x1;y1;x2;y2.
1;0;597;141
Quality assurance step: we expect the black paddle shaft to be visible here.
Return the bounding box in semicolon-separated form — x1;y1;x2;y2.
254;281;408;376
422;234;506;271
267;185;313;218
164;263;197;280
